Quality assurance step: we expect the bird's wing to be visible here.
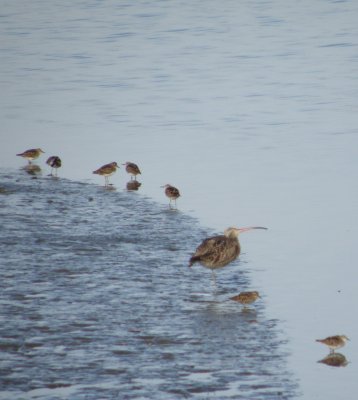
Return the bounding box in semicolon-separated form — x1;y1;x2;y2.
193;235;228;258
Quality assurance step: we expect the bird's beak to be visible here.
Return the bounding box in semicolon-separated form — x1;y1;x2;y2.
238;226;268;233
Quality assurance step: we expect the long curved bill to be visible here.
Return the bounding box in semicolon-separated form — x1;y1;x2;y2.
238;226;268;233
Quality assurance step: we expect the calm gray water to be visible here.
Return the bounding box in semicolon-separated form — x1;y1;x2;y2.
0;169;296;399
1;0;358;398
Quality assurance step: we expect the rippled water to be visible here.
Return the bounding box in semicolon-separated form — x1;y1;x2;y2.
0;169;296;399
1;0;358;398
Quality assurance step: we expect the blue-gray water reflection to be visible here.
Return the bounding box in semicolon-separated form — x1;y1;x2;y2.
0;169;297;399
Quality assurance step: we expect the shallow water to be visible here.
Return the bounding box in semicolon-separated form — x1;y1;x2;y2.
1;0;358;398
0;170;296;399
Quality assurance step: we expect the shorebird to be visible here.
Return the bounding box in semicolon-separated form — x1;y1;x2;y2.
93;162;119;186
46;156;62;176
316;335;350;353
189;227;267;271
123;162;141;180
16;148;45;164
162;184;180;209
230;291;261;307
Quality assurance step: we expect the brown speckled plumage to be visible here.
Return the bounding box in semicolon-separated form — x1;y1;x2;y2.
17;148;45;163
316;335;349;352
123;162;141;180
189;227;267;270
93;162;119;186
162;184;180;209
230;291;260;306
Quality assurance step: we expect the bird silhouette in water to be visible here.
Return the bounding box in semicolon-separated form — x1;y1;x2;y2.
189;227;267;278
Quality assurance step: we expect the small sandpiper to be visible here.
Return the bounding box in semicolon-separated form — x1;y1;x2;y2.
93;162;119;186
46;156;62;176
230;291;261;307
16;148;45;164
316;335;350;353
123;162;141;180
161;184;180;209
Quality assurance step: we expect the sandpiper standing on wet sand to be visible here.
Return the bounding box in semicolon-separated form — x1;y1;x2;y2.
93;162;119;186
46;156;62;176
316;335;350;353
230;291;261;307
123;162;141;180
162;184;180;209
189;226;267;278
16;148;45;164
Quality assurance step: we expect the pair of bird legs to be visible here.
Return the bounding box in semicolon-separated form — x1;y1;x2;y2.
168;199;178;209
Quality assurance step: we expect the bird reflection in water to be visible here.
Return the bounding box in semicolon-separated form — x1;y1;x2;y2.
318;352;348;367
21;164;42;176
126;180;141;191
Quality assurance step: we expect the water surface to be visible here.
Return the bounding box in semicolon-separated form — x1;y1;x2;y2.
1;0;358;398
0;169;296;399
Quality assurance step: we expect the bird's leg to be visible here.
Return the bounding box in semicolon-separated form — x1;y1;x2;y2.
211;270;217;289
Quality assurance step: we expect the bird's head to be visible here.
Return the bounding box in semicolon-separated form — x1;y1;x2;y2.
38;148;45;153
224;226;268;239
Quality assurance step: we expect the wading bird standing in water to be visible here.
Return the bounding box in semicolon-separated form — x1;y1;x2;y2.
16;148;45;164
93;162;119;186
230;291;261;308
162;184;180;209
46;156;62;176
189;226;267;277
316;335;350;353
123;162;141;180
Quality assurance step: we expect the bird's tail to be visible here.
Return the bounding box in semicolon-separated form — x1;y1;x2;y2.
188;256;200;267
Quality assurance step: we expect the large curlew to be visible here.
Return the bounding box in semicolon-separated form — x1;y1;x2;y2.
189;227;267;271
